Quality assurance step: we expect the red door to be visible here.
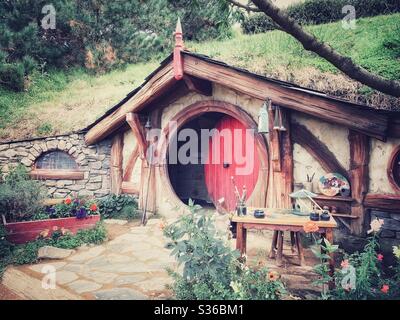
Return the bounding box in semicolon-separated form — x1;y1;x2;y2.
204;115;260;210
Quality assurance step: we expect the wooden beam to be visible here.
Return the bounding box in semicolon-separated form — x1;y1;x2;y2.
110;133;123;194
349;131;370;235
30;169;84;180
126;113;147;160
292;123;349;179
183;75;212;96
268;104;281;172
364;194;400;212
85;62;176;145
121;181;140;195
183;54;388;140
267;109;293;209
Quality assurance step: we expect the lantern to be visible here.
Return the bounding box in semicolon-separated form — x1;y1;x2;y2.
258;100;269;134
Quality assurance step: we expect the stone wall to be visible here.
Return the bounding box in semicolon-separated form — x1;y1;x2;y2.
0;133;112;198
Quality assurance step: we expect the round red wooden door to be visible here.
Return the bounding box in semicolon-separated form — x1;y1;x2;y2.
204;115;260;210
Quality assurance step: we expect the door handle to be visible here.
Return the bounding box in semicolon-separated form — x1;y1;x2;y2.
223;162;230;168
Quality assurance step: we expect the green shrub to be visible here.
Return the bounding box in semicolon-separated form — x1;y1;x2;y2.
0;165;46;222
0;225;13;259
0;63;25;92
241;0;400;34
309;220;400;300
98;194;139;221
164;199;286;300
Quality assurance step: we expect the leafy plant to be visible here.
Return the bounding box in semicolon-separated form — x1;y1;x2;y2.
0;165;46;222
164;199;286;300
0;222;107;277
98;194;138;220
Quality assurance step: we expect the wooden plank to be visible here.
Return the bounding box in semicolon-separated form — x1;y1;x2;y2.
232;208;338;228
126;113;147;160
183;75;212;96
268;104;281;172
364;194;400;212
85;62;175;145
183;54;388;140
292;123;349;180
121;181;140;195
30;169;84;180
348;131;369;235
110;133;123;194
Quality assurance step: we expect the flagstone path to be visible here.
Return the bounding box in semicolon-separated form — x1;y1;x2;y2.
2;219;177;300
1;212;323;300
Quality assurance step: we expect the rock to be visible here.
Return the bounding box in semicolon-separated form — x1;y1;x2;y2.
29;262;67;273
382;218;400;231
115;274;148;285
56;271;79;285
391;214;400;221
0;144;9;151
81;271;117;284
21;158;33;167
68;146;77;155
380;229;396;238
134;277;173;292
38;246;74;259
103;219;128;225
46;140;58;150
67;246;105;262
58;140;67;150
94;288;147;300
67;280;102;294
86;182;102;191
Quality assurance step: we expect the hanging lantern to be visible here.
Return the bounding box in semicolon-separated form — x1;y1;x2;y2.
258;100;269;134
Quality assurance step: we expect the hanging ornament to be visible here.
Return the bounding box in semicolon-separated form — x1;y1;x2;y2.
258;99;269;134
273;106;287;131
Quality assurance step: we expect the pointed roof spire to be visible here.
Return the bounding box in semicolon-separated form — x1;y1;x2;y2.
174;17;184;49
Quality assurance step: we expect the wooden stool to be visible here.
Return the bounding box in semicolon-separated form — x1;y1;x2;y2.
269;231;305;266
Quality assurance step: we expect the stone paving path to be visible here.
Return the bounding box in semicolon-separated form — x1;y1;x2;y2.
2;219;177;300
1;213;322;300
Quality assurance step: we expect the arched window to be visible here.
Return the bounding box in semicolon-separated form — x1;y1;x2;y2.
31;150;83;180
388;146;400;192
35;151;78;170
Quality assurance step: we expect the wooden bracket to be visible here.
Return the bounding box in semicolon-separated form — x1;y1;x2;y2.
183;75;212;96
110;133;124;194
126;112;148;161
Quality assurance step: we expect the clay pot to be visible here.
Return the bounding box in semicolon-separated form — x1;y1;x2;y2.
310;212;320;221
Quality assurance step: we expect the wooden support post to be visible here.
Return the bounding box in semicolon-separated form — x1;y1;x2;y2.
268;104;281;172
122;144;140;182
126;113;148;160
110;133;124;194
349;130;370;235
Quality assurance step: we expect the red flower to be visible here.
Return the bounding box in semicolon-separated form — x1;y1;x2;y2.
377;254;384;261
90;203;98;212
381;285;389;294
64;198;72;205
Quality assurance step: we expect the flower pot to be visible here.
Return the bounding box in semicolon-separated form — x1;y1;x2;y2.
303;181;313;192
309;212;320;221
3;215;100;244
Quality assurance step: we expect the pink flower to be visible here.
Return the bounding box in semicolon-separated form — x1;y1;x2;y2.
381;285;389;294
341;259;349;269
377;254;384;261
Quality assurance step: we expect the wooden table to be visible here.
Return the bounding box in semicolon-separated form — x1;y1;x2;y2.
231;208;337;268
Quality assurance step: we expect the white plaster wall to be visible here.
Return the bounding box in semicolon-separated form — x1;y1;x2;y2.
293;143;325;191
369;137;400;194
292;113;350;171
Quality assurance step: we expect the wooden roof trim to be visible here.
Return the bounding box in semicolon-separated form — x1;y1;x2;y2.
182;54;388;141
85;61;176;145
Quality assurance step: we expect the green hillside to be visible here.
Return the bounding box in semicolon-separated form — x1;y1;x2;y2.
0;13;399;142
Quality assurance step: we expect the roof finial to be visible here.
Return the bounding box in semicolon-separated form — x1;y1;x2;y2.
174;17;184;49
173;17;184;80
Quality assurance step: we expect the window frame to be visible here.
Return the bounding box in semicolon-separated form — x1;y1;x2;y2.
30;150;84;180
387;145;400;193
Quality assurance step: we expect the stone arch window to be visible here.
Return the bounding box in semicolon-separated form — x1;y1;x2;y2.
31;150;84;180
388;145;400;193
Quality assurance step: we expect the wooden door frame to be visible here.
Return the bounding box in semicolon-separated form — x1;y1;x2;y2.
157;100;270;210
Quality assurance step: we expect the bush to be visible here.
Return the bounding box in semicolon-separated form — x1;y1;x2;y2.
164;199;286;300
98;194;139;221
0;165;46;222
241;0;400;34
0;225;13;259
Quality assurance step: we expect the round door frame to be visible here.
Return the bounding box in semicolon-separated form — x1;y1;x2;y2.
157;100;270;210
